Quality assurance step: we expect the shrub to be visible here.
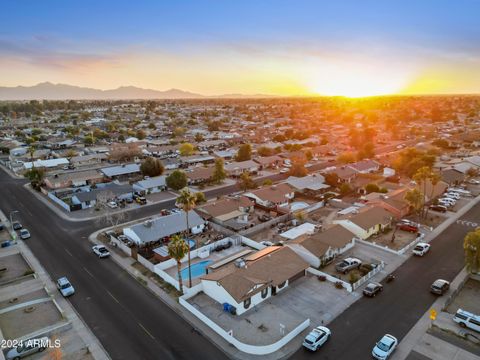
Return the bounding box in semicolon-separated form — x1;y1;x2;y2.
318;275;327;282
348;272;360;284
335;281;344;289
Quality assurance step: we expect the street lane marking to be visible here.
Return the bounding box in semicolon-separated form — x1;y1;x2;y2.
83;267;94;278
106;290;120;304
456;220;479;228
138;322;155;340
64;248;73;257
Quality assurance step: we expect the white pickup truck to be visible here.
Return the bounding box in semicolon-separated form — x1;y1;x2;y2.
335;257;362;274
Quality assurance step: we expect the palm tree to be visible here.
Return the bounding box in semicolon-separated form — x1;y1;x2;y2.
405;188;423;222
167;235;190;294
176;188;197;287
28;145;36;169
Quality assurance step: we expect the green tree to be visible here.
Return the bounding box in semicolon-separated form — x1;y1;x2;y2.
179;143;195;156
194;133;204;143
212;158;226;184
176;189;197;287
140;157;164;177
166;170;188;190
324;173;340;187
148;122;156;130
337;151;356;164
238;172;256;191
24;167;45;189
405;188;423;220
289;159;308;177
167;235;190;294
339;183;352;195
195;192;206;204
464;229;480;273
136;129;146;140
236;144;252;161
365;183;380;194
257;146;273;157
263;179;273;186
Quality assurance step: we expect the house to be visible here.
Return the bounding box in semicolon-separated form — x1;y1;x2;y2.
100;163;141;181
181;155;215;167
253;155;283;170
132;176;167;194
196;196;254;230
244;183;295;209
441;168;465;185
366;188;410;218
464;155;480;168
123;210;206;246
213;149;236;160
279;222;317;241
348;159;381;174
44;169;104;190
71;183;133;209
285;174;329;195
187;166;215;185
334;206;395;240
70;153;108;167
23;158;69;170
224;160;259;177
200;246;309;315
453;162;478;174
416;179;449;202
324;166;357;183
288;224;356;267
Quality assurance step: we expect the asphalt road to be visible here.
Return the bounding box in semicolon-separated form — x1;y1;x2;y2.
291;203;475;359
0;169;227;360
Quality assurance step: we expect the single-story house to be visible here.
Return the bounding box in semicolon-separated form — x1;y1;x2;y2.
23;158;69;170
200;246;309;315
324;166;357;183
196;196;254;230
70;153;108;167
348;159;381;174
100;163;141;181
441;168;465;185
285;174;330;195
187;166;215;185
213;149;236;160
71;183;133;209
44;169;104;190
244;183;295;209
334;206;395;240
288;224;356;267
224;160;259;177
123;210;206;246
181;155;215;167
254;155;283;170
367;188;411;218
132;176;167;194
279;222;317;241
416;179;449;202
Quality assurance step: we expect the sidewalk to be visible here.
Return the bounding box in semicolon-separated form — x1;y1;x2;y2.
0;211;109;360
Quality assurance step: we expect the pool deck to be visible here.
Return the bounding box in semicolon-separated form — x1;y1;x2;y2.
164;244;252;286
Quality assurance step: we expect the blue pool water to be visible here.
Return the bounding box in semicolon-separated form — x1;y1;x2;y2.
178;260;213;280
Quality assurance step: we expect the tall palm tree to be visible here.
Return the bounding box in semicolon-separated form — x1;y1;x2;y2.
176;188;197;287
28;145;36;169
167;235;189;294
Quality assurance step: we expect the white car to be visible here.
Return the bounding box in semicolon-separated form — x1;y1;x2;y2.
280;168;289;173
5;337;49;360
413;242;430;256
57;277;75;297
448;188;472;196
468;179;480;185
438;198;455;206
19;229;31;240
445;192;460;199
372;334;398;359
92;245;110;258
107;201;118;209
302;326;331;351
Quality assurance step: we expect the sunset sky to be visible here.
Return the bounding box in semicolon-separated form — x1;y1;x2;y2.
1;0;480;97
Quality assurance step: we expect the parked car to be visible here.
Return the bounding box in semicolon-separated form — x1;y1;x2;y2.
445;192;460;199
135;196;147;205
302;326;331;351
412;242;430;256
397;223;419;233
107;201;118;209
280;168;289;173
5;337;49;360
258;214;272;222
430;279;450;295
125;197;134;204
19;229;31;240
429;204;447;213
56;277;75;297
372;334;398;359
335;257;362;274
12;222;22;230
438;198;455;206
453;309;480;333
0;223;4;231
468;179;480;185
363;282;383;297
448;188;472;196
92;245;110;258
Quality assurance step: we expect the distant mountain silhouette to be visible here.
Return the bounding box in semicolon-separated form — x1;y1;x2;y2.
0;82;277;100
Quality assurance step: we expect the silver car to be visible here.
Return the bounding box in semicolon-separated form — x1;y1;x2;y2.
19;229;31;240
6;337;49;359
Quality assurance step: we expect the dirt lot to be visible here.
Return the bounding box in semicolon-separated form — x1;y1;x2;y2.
446;277;480;315
367;228;418;251
0;253;34;285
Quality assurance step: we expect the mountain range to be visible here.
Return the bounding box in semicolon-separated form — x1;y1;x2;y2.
0;82;277;100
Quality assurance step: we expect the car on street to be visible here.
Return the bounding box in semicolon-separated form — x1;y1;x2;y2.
92;245;110;258
397;223;419;233
5;337;49;360
135;196;147;205
57;277;75;297
429;204;447;213
12;222;22;230
107;201;118;209
412;242;430;256
335;257;362;274
19;229;31;240
363;282;383;297
430;279;450;295
302;326;331;351
372;334;398;359
468;179;480;185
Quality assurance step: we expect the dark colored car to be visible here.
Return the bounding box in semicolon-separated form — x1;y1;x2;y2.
12;222;22;230
431;279;450;295
397;223;419;233
429;205;447;213
363;282;383;297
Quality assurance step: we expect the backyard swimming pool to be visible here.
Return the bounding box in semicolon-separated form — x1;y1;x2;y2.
178;260;213;280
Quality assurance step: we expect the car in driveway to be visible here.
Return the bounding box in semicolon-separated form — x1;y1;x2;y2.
12;222;22;230
412;242;430;256
335;257;362;274
468;179;480;185
445;192;460;199
429;204;447;213
57;277;75;297
19;229;31;240
372;334;398;359
107;201;118;209
5;337;49;360
363;282;383;297
397;223;419;233
302;326;331;351
92;245;110;258
431;279;450;295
